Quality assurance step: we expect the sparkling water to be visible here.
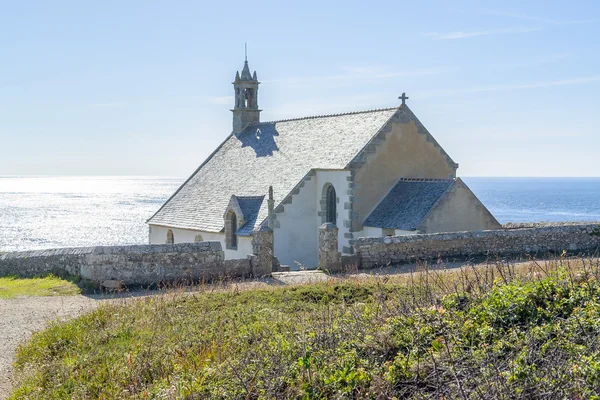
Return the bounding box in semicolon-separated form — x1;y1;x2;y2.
0;176;181;252
0;176;598;252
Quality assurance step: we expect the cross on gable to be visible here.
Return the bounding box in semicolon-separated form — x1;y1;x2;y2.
399;92;409;106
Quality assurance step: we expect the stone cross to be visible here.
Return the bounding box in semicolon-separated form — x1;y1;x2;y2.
399;92;409;106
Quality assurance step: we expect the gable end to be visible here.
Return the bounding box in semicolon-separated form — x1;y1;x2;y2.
347;106;458;173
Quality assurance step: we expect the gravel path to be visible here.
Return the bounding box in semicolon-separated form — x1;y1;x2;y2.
0;295;99;399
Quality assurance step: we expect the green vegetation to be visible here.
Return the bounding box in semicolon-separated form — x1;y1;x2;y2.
0;275;80;299
10;258;600;399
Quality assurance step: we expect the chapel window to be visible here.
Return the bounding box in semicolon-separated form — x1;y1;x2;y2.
194;234;204;242
326;185;337;224
166;229;174;244
226;211;238;250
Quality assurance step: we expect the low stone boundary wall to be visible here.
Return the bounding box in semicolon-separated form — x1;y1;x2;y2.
356;223;600;268
0;241;259;285
0;247;92;278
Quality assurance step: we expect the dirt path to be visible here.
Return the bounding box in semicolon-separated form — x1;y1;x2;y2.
0;295;98;399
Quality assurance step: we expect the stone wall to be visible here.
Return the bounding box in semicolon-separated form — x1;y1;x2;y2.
80;242;240;286
0;236;273;285
0;247;92;278
356;223;600;268
319;223;341;272
251;226;274;277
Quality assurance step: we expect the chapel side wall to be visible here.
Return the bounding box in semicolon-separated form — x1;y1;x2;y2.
352;117;456;231
273;173;319;269
356;223;600;268
149;224;253;259
418;180;501;234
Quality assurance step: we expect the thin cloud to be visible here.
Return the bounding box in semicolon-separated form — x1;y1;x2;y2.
465;53;571;72
424;26;543;40
208;96;234;105
483;10;597;25
268;93;390;120
263;66;449;85
91;102;126;108
423;75;600;97
501;53;570;69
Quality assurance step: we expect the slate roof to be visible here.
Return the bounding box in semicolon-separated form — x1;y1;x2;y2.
363;178;455;231
148;107;399;233
235;196;265;236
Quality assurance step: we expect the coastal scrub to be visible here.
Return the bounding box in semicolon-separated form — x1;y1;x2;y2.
10;258;600;399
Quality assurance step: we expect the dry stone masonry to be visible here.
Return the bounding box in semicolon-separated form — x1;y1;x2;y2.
3;223;598;282
0;247;90;278
250;225;274;277
319;223;342;272
356;223;600;268
80;242;233;286
0;229;275;286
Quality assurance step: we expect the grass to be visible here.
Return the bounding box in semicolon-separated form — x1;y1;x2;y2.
9;256;600;399
0;275;81;299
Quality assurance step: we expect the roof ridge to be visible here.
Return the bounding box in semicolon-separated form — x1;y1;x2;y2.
397;177;455;182
254;107;399;125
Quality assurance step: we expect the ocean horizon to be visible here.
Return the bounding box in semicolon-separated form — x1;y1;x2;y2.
0;175;599;253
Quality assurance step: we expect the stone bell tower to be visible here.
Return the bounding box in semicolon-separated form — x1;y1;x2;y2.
232;50;261;133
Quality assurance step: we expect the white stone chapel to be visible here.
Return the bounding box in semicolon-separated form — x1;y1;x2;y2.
147;57;500;269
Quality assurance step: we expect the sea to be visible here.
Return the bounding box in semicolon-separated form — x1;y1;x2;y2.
0;176;599;253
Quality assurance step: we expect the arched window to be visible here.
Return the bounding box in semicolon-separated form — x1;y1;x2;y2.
326;185;337;224
166;229;174;244
194;234;204;243
226;211;238;250
245;88;255;108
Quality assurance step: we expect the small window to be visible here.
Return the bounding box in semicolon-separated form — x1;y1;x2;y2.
166;229;174;244
194;234;204;243
226;211;238;250
326;185;337;224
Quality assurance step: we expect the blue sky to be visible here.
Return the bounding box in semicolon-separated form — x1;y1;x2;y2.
1;0;598;177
